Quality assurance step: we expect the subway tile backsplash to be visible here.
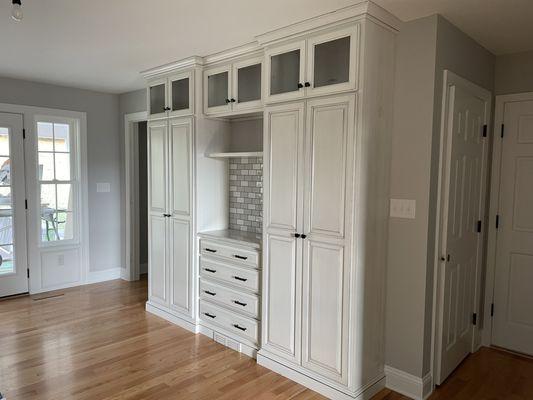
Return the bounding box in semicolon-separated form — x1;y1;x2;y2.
229;157;263;234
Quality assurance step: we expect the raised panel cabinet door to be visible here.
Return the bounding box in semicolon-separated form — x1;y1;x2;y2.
306;25;359;97
169;118;192;217
148;215;168;307
262;233;302;363
301;95;355;385
232;57;263;112
147;77;168;119
169;218;192;316
168;71;194;117
265;41;306;103
148;121;168;215
204;66;232;115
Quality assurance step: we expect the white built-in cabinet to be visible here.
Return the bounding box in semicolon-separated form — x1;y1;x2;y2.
262;94;355;386
147;117;194;321
264;25;359;103
204;56;263;115
147;70;194;119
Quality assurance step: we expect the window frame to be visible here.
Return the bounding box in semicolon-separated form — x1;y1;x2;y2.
35;116;81;247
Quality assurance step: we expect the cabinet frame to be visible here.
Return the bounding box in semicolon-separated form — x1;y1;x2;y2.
203;65;233;115
147;77;169;120
167;70;195;118
232;56;264;113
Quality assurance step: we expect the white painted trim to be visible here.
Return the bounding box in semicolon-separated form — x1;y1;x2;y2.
430;70;492;385
206;151;263;158
124;111;148;282
203;42;262;66
146;301;199;334
384;366;433;400
482;91;533;347
87;268;122;284
257;354;385;400
141;56;204;79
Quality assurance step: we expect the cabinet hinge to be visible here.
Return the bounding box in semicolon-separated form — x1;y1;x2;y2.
23;128;26;139
477;220;482;233
501;124;505;138
491;303;495;317
472;313;477;326
25;199;28;209
496;215;500;229
482;124;487;137
27;268;30;278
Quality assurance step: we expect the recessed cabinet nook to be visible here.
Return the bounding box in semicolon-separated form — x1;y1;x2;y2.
142;2;399;399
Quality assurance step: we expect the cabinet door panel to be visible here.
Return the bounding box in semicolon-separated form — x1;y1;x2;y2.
170;118;192;217
265;41;306;103
262;233;301;362
233;57;263;112
149;215;168;306
168;71;194;117
264;103;304;232
170;218;191;316
204;66;232;114
148;77;168;119
148;122;167;214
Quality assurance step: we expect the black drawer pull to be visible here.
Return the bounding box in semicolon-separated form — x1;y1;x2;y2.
233;324;247;332
204;312;216;319
204;290;216;296
204;248;217;253
233;300;247;307
234;254;248;260
204;268;217;273
233;276;247;282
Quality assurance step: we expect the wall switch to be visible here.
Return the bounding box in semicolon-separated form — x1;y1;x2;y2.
390;199;416;219
96;182;111;193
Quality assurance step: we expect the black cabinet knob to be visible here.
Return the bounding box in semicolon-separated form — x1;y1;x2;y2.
301;234;307;239
294;233;301;238
304;82;311;87
230;98;236;103
225;98;230;103
297;83;304;89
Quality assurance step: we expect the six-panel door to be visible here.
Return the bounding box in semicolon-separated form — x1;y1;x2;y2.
262;102;305;363
301;95;355;385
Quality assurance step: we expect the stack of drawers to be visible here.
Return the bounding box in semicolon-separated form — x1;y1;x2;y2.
198;231;261;354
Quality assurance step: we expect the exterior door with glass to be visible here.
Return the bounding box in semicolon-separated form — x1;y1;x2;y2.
0;112;28;297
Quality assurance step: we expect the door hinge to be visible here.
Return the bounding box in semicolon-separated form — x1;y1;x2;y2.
472;313;477;326
477;220;482;233
500;124;505;138
496;214;500;229
27;268;30;278
25;199;28;209
23;128;26;139
491;303;495;317
482;124;487;137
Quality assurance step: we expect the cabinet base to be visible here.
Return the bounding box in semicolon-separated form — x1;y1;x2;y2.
198;324;258;358
257;353;385;400
145;301;199;334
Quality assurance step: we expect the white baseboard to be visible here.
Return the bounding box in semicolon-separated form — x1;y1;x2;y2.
86;268;122;284
145;301;199;334
384;365;433;400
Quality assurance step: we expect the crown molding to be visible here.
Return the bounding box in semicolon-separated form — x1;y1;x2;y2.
256;0;401;47
203;42;263;66
141;55;204;79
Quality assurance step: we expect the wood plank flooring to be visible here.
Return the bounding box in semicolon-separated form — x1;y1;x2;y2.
1;277;533;399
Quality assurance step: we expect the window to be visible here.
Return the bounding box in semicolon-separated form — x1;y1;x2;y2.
0;127;14;273
37;119;78;243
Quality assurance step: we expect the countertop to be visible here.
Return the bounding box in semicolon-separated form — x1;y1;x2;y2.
198;229;262;250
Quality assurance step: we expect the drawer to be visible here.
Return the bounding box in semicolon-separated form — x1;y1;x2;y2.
200;258;260;293
200;239;259;268
200;279;260;318
200;300;259;344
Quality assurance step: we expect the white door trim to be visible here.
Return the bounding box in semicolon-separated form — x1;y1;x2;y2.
124;111;148;281
430;70;492;385
482;91;533;347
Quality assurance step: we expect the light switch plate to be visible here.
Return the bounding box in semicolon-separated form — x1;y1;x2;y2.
390;199;416;219
96;182;111;193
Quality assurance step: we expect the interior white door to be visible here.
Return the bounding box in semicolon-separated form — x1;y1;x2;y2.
148;120;169;307
0;112;28;297
301;95;355;384
261;102;305;364
436;80;489;384
493;99;533;356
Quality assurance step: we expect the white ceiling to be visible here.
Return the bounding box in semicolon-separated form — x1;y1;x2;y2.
1;0;532;94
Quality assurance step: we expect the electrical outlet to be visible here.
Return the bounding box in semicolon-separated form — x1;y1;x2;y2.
390;199;416;219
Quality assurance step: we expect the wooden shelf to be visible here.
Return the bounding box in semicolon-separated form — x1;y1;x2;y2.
206;151;263;158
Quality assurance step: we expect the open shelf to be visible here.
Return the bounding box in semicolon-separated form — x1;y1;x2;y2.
207;151;263;158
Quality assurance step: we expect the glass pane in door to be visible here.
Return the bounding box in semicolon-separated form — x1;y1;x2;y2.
0;128;14;275
313;36;350;88
237;63;261;103
171;78;190;111
207;71;229;108
270;50;300;95
150;84;166;115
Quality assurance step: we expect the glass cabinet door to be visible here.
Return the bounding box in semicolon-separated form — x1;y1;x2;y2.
306;25;359;95
149;81;167;117
168;71;193;117
204;67;231;113
233;58;262;111
265;41;306;102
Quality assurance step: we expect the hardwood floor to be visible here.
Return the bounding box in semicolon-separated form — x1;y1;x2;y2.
2;278;533;400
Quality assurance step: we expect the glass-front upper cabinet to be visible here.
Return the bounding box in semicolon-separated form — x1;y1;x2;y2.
148;78;168;119
265;41;306;103
232;57;263;112
306;25;359;96
204;66;232;114
168;71;194;117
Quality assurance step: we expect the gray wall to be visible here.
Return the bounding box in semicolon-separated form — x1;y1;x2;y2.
495;50;533;95
0;76;121;272
386;15;495;378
